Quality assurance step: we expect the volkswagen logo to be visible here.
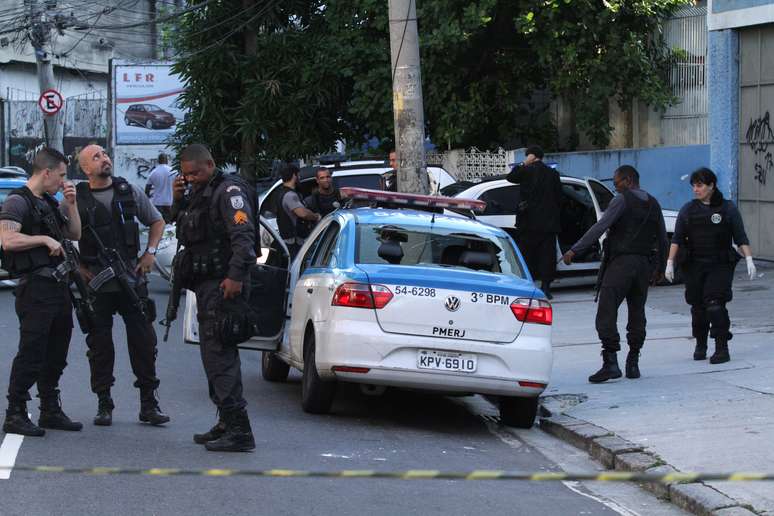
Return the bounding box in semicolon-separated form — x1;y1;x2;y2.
445;296;461;312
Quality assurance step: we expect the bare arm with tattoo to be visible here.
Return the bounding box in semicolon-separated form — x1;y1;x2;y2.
0;220;63;256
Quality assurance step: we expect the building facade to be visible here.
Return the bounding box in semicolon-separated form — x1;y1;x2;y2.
708;0;774;259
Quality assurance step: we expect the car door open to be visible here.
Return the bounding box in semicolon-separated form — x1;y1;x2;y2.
183;217;291;351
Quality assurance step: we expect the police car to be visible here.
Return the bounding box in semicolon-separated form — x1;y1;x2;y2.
183;189;552;428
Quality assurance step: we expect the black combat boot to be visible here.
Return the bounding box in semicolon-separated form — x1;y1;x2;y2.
94;390;114;426
693;336;708;361
38;393;82;431
205;409;255;452
709;336;730;364
588;351;622;383
625;350;641;379
540;281;553;300
194;412;226;444
3;401;45;437
139;390;170;426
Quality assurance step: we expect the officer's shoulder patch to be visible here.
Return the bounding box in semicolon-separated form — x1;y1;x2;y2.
226;185;241;193
230;195;244;209
233;210;248;225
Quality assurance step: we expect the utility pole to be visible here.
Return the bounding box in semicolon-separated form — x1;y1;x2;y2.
29;0;64;152
388;0;429;194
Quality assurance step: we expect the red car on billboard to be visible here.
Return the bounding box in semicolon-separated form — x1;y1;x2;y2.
124;104;176;129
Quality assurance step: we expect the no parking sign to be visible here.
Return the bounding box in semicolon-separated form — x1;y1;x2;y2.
38;88;64;115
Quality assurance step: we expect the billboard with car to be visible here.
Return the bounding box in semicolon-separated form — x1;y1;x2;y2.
113;62;186;145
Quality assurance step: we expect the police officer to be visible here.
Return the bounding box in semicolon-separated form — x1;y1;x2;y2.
507;145;563;299
304;167;341;218
172;144;257;452
275;164;320;259
0;148;82;436
76;145;169;426
562;165;668;383
665;167;755;364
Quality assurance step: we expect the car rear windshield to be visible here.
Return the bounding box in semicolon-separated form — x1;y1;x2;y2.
356;223;525;277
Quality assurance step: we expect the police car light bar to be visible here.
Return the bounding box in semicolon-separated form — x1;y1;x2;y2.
339;187;487;213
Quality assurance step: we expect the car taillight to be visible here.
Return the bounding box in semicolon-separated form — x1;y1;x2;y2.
332;282;393;309
510;298;552;325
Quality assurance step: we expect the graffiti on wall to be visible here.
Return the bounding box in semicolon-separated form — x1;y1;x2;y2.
745;111;774;186
9;101;45;137
9;137;106;180
118;153;158;181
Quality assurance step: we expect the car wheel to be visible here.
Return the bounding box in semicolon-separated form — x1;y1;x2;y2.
301;329;336;414
145;119;154;129
262;351;290;382
124;117;131;126
499;396;538;428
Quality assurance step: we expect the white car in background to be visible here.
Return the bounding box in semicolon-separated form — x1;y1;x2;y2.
450;176;678;283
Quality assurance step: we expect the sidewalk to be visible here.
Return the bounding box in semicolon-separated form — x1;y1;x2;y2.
542;261;774;515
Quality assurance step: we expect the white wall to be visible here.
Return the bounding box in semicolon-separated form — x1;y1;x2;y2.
114;144;177;189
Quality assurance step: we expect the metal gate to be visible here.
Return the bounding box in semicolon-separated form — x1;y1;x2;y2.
739;24;774;259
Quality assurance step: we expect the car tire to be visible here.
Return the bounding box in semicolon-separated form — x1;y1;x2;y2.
499;396;538;429
124;117;131;126
301;330;336;414
262;351;290;382
145;119;154;129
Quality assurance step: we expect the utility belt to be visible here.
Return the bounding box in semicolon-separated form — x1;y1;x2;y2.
177;247;230;283
678;247;741;267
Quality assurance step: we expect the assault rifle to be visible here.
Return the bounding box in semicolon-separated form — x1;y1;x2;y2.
39;200;97;333
84;225;146;318
160;240;183;342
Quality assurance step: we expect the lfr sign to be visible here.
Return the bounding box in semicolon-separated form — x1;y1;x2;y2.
38;89;64;115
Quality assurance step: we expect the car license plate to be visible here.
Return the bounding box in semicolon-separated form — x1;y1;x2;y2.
417;350;477;373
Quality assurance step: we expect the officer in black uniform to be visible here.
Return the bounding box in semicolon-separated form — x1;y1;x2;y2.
665;167;755;364
562;165;668;383
172;144;258;452
275;164;320;259
0;148;83;436
76;145;169;427
304;167;341;219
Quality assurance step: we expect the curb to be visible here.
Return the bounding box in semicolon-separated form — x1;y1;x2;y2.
539;415;761;516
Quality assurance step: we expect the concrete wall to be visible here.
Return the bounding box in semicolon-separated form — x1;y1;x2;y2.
114;144;177;189
511;145;711;210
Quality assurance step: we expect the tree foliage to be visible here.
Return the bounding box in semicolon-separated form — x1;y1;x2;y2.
172;0;688;170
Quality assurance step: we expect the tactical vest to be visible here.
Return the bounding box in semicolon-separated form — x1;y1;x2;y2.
1;187;65;277
176;171;232;281
309;190;341;217
275;186;310;244
683;200;733;261
76;177;140;265
608;190;659;258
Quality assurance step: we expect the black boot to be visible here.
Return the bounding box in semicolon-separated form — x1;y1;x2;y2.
588;351;622;383
541;281;553;300
94;390;114;426
693;337;708;361
194;417;227;445
3;401;45;437
139;390;170;426
38;393;82;431
709;336;730;364
625;350;641;379
205;409;255;452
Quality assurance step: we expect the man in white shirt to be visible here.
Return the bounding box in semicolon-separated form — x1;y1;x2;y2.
145;153;175;222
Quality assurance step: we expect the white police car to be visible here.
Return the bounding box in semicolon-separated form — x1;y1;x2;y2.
183;189;552;428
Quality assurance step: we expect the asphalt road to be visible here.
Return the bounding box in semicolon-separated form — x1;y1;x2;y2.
0;276;684;516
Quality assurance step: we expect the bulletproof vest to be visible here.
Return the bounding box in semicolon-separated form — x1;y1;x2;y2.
0;187;65;277
76;177;140;265
176;171;233;281
275;186;310;243
310;190;341;217
607;189;659;258
684;200;733;260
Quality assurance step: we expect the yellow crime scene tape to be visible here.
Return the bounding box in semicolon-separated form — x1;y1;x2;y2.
0;466;772;482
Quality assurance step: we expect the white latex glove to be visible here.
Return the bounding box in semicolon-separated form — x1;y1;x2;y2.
746;256;756;280
665;259;674;283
